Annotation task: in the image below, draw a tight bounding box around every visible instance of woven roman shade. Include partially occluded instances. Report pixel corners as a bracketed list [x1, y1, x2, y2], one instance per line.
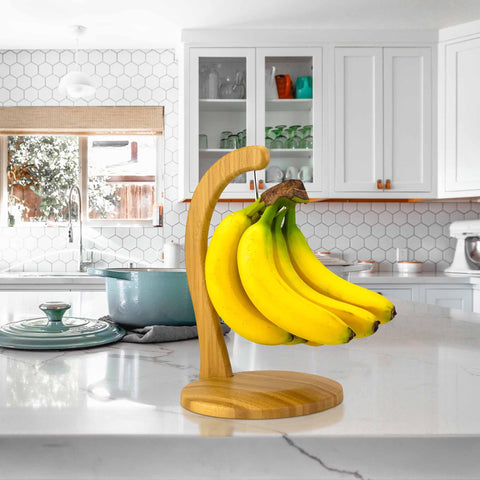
[0, 106, 163, 135]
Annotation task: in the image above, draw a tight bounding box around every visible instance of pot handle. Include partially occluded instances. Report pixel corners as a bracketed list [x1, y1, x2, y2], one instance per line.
[87, 268, 131, 281]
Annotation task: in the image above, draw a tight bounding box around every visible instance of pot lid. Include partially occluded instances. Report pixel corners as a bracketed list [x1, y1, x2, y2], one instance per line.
[0, 302, 125, 350]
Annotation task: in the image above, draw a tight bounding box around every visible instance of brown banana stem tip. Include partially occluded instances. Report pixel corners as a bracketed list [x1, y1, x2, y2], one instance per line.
[391, 306, 397, 320]
[348, 328, 356, 342]
[260, 180, 309, 206]
[373, 321, 380, 333]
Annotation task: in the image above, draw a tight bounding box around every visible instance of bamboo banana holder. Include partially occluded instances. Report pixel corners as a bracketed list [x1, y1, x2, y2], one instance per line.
[181, 146, 343, 419]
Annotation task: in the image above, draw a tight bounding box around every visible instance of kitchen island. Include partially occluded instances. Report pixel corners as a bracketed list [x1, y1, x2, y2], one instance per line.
[0, 291, 479, 480]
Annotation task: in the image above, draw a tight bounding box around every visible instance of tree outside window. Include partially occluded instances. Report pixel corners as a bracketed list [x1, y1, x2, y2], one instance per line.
[6, 135, 155, 225]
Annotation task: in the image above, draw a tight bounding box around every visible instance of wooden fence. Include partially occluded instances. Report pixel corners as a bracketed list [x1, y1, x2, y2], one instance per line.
[9, 184, 155, 221]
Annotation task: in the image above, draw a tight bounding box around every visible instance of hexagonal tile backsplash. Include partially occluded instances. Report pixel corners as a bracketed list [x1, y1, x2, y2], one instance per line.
[1, 48, 480, 272]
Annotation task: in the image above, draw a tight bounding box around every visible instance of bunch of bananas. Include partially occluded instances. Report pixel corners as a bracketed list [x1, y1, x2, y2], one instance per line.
[205, 192, 396, 346]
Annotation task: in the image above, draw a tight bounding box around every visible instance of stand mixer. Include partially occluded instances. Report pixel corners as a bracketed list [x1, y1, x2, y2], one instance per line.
[445, 219, 480, 274]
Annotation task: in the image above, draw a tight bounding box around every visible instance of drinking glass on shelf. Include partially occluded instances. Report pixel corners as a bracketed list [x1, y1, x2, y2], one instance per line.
[265, 126, 274, 148]
[220, 130, 233, 148]
[207, 64, 221, 99]
[300, 125, 313, 149]
[237, 129, 247, 148]
[226, 134, 239, 150]
[286, 125, 302, 149]
[199, 134, 208, 149]
[271, 127, 287, 149]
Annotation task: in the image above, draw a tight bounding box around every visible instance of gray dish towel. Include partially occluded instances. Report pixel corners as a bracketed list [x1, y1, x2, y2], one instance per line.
[99, 316, 230, 343]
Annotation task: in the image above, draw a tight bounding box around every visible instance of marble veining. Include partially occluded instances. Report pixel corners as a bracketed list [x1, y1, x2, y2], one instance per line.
[0, 291, 480, 479]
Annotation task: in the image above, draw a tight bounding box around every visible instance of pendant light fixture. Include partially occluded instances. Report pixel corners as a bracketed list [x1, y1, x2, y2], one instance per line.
[59, 25, 96, 99]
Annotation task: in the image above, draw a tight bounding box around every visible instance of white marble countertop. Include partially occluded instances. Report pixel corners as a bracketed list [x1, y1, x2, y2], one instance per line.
[0, 291, 479, 479]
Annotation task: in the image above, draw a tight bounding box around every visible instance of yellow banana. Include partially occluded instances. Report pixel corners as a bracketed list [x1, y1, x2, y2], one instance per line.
[237, 202, 355, 345]
[272, 210, 379, 337]
[283, 201, 396, 324]
[205, 200, 294, 345]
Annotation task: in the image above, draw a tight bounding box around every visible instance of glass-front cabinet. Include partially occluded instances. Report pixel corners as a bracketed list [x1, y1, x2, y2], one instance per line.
[256, 48, 324, 198]
[180, 47, 324, 200]
[185, 48, 256, 199]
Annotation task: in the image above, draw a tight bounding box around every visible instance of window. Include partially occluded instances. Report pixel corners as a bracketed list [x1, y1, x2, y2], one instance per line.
[87, 136, 156, 221]
[0, 106, 164, 227]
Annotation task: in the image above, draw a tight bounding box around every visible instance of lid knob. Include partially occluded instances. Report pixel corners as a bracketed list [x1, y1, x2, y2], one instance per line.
[39, 302, 71, 322]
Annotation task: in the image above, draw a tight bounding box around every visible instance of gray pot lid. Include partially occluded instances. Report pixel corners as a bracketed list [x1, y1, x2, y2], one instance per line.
[0, 302, 125, 350]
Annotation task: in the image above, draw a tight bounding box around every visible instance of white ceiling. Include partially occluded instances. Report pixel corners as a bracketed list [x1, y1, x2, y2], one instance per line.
[2, 0, 480, 49]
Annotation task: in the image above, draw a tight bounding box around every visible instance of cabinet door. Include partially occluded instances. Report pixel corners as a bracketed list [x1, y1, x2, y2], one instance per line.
[354, 283, 414, 301]
[445, 37, 480, 194]
[334, 48, 383, 193]
[256, 48, 324, 197]
[424, 288, 473, 312]
[182, 48, 256, 200]
[383, 48, 432, 193]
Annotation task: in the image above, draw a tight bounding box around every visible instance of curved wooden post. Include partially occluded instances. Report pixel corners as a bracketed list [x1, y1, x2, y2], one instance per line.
[185, 146, 270, 379]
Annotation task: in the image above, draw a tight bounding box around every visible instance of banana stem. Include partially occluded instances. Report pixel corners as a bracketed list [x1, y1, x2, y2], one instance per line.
[243, 199, 265, 218]
[273, 209, 287, 232]
[258, 201, 283, 227]
[283, 201, 298, 233]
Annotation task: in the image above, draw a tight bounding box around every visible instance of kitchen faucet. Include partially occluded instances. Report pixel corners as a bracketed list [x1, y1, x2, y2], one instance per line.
[67, 185, 93, 272]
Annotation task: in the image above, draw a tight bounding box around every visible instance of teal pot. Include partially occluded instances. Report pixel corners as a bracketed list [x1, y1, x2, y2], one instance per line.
[88, 268, 196, 327]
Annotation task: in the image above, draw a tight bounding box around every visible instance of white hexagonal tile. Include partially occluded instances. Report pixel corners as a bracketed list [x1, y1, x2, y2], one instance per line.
[407, 236, 421, 250]
[357, 224, 371, 238]
[122, 235, 136, 250]
[296, 210, 307, 226]
[379, 236, 392, 250]
[386, 224, 400, 237]
[321, 237, 335, 251]
[414, 224, 428, 239]
[314, 224, 329, 238]
[329, 224, 342, 239]
[372, 224, 386, 238]
[364, 211, 378, 226]
[365, 236, 378, 250]
[350, 236, 364, 250]
[335, 236, 349, 251]
[350, 211, 364, 226]
[322, 211, 335, 226]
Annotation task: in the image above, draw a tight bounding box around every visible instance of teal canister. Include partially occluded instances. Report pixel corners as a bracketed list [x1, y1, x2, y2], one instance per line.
[295, 76, 312, 99]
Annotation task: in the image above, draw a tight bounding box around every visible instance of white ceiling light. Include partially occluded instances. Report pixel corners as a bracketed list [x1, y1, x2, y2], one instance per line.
[59, 25, 96, 99]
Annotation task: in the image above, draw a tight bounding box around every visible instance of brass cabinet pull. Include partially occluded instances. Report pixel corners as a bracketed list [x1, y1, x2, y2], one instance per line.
[385, 179, 392, 190]
[258, 180, 265, 190]
[376, 179, 384, 190]
[249, 180, 254, 190]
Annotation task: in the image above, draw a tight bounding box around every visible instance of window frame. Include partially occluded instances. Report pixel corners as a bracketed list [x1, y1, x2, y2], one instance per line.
[0, 106, 164, 227]
[0, 134, 164, 227]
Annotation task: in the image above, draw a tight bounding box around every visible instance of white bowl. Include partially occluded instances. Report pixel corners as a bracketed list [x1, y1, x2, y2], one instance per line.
[395, 261, 423, 274]
[356, 260, 377, 273]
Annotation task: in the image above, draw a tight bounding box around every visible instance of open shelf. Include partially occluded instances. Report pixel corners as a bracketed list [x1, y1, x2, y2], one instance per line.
[269, 148, 313, 157]
[266, 99, 312, 111]
[199, 99, 246, 112]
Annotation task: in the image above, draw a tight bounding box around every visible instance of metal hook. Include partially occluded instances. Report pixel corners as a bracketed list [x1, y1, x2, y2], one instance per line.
[253, 170, 259, 200]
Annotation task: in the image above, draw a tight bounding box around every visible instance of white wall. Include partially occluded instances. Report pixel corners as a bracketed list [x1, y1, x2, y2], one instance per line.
[0, 48, 479, 272]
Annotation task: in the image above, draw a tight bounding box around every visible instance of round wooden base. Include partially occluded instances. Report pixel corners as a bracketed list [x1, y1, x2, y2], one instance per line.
[181, 370, 343, 419]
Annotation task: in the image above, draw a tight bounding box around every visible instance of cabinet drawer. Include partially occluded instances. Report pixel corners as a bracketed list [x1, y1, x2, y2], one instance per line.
[424, 288, 473, 312]
[356, 283, 414, 301]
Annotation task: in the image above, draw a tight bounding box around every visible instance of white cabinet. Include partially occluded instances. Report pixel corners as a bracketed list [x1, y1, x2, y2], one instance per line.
[354, 280, 476, 312]
[180, 46, 323, 200]
[444, 37, 480, 196]
[256, 48, 325, 197]
[333, 47, 432, 197]
[180, 48, 256, 200]
[358, 284, 414, 302]
[334, 48, 383, 194]
[424, 287, 473, 311]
